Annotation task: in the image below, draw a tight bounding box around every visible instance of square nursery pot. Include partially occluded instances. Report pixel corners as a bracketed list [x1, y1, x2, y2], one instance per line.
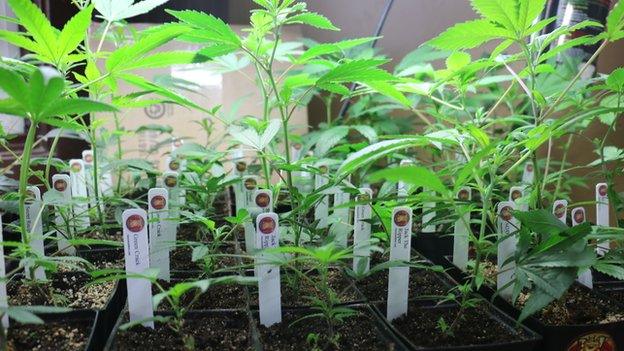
[412, 231, 454, 264]
[104, 308, 255, 350]
[253, 304, 407, 350]
[373, 301, 542, 351]
[7, 310, 102, 351]
[247, 267, 365, 309]
[440, 255, 624, 351]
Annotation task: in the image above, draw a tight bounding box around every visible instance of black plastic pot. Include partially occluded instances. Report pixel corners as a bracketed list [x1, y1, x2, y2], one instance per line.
[412, 231, 453, 264]
[373, 301, 542, 351]
[441, 255, 624, 351]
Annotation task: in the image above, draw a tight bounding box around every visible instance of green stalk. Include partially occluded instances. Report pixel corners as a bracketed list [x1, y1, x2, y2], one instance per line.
[44, 129, 63, 190]
[18, 122, 39, 241]
[113, 112, 123, 194]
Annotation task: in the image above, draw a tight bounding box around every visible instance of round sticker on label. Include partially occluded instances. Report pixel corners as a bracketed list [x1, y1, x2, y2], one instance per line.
[71, 162, 82, 173]
[393, 210, 410, 227]
[573, 210, 585, 224]
[126, 214, 145, 233]
[255, 193, 270, 208]
[554, 203, 566, 219]
[169, 160, 180, 171]
[54, 179, 68, 192]
[84, 153, 93, 164]
[319, 165, 328, 174]
[598, 184, 608, 197]
[511, 190, 522, 201]
[164, 175, 177, 188]
[357, 193, 371, 202]
[293, 143, 302, 150]
[525, 163, 533, 172]
[259, 217, 276, 234]
[244, 177, 257, 190]
[173, 139, 182, 148]
[151, 195, 167, 210]
[458, 189, 470, 201]
[500, 206, 513, 221]
[236, 161, 247, 172]
[566, 331, 615, 351]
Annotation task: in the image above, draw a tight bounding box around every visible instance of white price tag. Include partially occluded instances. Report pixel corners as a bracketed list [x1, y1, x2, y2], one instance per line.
[397, 160, 413, 198]
[82, 150, 99, 211]
[256, 213, 282, 327]
[25, 186, 46, 280]
[421, 190, 436, 233]
[571, 207, 593, 289]
[232, 148, 246, 213]
[509, 186, 528, 212]
[245, 190, 273, 253]
[69, 159, 90, 230]
[552, 200, 568, 224]
[353, 188, 373, 273]
[331, 190, 351, 248]
[452, 187, 471, 271]
[314, 166, 329, 229]
[162, 172, 180, 234]
[497, 202, 519, 301]
[52, 175, 75, 255]
[596, 183, 610, 255]
[387, 207, 412, 321]
[242, 176, 259, 210]
[122, 209, 154, 328]
[522, 162, 534, 184]
[148, 188, 171, 281]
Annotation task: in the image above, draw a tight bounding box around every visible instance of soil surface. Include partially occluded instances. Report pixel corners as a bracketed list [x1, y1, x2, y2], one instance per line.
[257, 309, 397, 351]
[520, 285, 624, 325]
[153, 279, 248, 310]
[8, 271, 114, 310]
[114, 311, 252, 350]
[356, 269, 450, 302]
[392, 304, 523, 348]
[81, 227, 123, 242]
[249, 269, 361, 307]
[7, 320, 91, 351]
[78, 248, 124, 269]
[170, 244, 240, 273]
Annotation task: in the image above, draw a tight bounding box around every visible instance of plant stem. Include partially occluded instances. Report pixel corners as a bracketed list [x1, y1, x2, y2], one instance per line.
[553, 134, 574, 200]
[18, 121, 39, 241]
[96, 21, 112, 54]
[44, 129, 63, 190]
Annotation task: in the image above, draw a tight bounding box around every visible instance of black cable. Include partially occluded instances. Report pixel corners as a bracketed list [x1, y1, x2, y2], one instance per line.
[336, 0, 396, 120]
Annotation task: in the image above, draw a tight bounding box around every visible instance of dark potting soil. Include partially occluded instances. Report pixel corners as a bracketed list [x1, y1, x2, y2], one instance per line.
[356, 269, 449, 302]
[7, 271, 114, 310]
[392, 304, 522, 348]
[257, 309, 397, 351]
[81, 227, 122, 242]
[7, 320, 91, 351]
[250, 270, 360, 306]
[526, 285, 624, 325]
[152, 279, 247, 309]
[78, 248, 124, 269]
[114, 311, 252, 350]
[170, 245, 240, 272]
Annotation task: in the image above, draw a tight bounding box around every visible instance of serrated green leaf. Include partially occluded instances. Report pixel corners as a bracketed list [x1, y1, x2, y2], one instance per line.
[471, 0, 518, 31]
[317, 59, 394, 86]
[167, 9, 241, 47]
[428, 19, 511, 50]
[607, 0, 624, 40]
[316, 126, 349, 156]
[446, 51, 471, 71]
[94, 0, 170, 22]
[286, 12, 339, 31]
[297, 37, 378, 63]
[369, 165, 448, 195]
[57, 5, 93, 59]
[7, 0, 57, 61]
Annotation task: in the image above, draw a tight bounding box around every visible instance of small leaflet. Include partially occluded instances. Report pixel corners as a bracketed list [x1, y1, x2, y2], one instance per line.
[148, 188, 171, 282]
[256, 213, 282, 327]
[522, 162, 534, 184]
[162, 172, 180, 234]
[25, 186, 46, 280]
[331, 190, 351, 248]
[497, 201, 519, 301]
[314, 165, 330, 229]
[122, 209, 154, 328]
[387, 207, 412, 321]
[0, 215, 8, 328]
[52, 174, 75, 255]
[596, 183, 610, 255]
[421, 190, 436, 233]
[69, 159, 90, 230]
[353, 188, 373, 274]
[397, 160, 413, 198]
[552, 200, 568, 224]
[509, 186, 528, 212]
[572, 207, 593, 289]
[453, 187, 471, 271]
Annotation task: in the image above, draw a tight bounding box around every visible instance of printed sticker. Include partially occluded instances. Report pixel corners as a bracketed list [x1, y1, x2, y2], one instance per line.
[353, 188, 373, 273]
[497, 201, 519, 301]
[255, 213, 282, 327]
[387, 207, 412, 321]
[148, 188, 172, 281]
[52, 174, 75, 255]
[453, 187, 471, 271]
[69, 159, 90, 230]
[596, 183, 610, 255]
[25, 186, 46, 280]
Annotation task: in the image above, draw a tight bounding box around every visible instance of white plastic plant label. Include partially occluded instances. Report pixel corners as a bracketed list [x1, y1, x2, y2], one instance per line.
[314, 165, 329, 229]
[25, 186, 46, 280]
[82, 150, 98, 210]
[245, 190, 273, 253]
[331, 190, 351, 248]
[353, 188, 373, 274]
[571, 207, 593, 289]
[509, 186, 528, 212]
[453, 187, 471, 271]
[421, 190, 436, 233]
[596, 183, 610, 255]
[148, 188, 171, 282]
[232, 148, 246, 213]
[162, 172, 180, 232]
[397, 160, 413, 198]
[552, 200, 568, 224]
[255, 212, 282, 327]
[122, 209, 154, 328]
[387, 207, 412, 321]
[52, 175, 75, 255]
[69, 159, 90, 230]
[522, 162, 534, 184]
[243, 176, 259, 209]
[291, 143, 303, 161]
[497, 201, 519, 301]
[0, 215, 8, 328]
